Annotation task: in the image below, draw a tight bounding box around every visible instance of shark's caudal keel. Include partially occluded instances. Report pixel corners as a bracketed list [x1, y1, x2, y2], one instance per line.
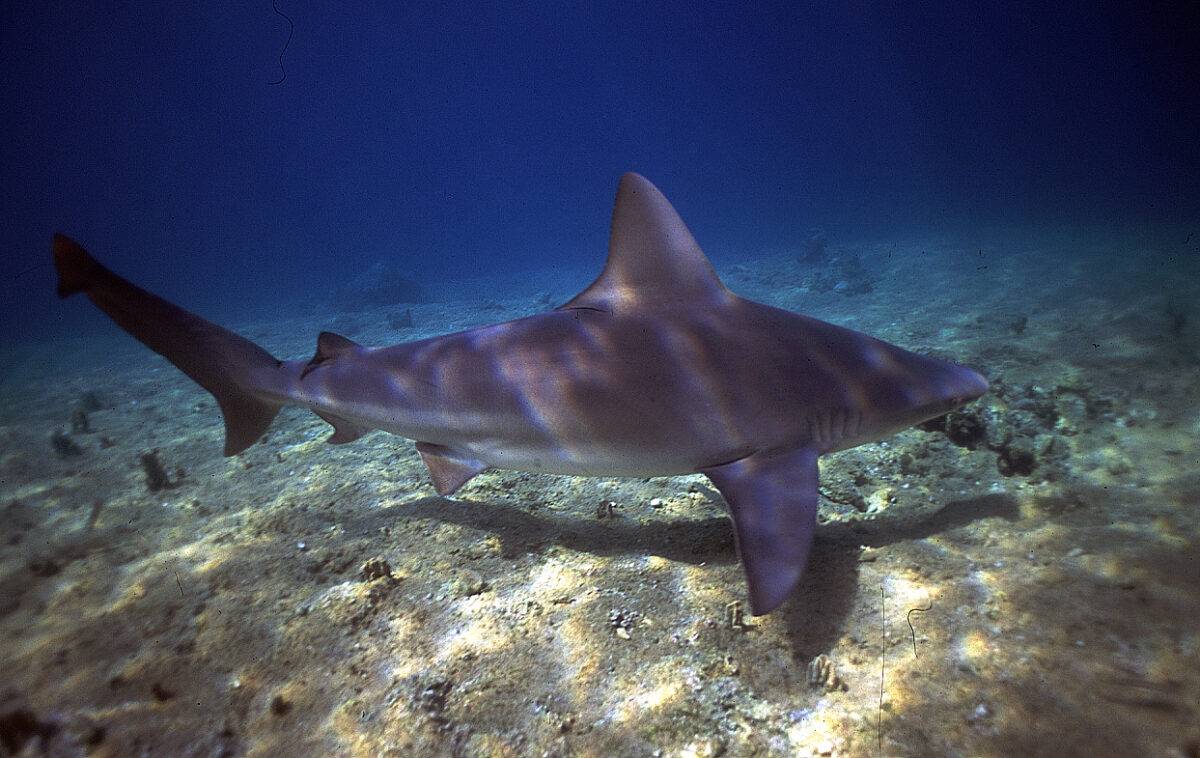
[52, 173, 987, 615]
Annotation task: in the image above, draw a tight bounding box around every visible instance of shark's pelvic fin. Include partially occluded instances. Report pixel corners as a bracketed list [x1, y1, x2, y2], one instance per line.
[302, 331, 362, 378]
[315, 411, 368, 444]
[416, 442, 489, 496]
[51, 234, 284, 456]
[702, 447, 820, 615]
[562, 172, 732, 313]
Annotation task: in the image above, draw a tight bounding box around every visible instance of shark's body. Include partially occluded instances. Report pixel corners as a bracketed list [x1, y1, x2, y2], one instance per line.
[52, 173, 987, 614]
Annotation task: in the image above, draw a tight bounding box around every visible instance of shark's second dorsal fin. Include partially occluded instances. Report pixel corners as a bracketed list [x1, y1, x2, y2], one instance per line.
[562, 173, 732, 312]
[302, 332, 361, 378]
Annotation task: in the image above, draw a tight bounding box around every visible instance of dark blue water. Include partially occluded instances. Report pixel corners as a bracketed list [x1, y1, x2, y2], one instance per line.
[2, 2, 1196, 341]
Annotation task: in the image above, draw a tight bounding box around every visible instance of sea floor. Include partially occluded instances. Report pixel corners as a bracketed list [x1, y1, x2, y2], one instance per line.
[1, 234, 1198, 757]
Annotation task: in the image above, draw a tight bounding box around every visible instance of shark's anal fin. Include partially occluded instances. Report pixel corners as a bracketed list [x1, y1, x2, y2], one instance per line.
[702, 447, 820, 615]
[415, 442, 488, 496]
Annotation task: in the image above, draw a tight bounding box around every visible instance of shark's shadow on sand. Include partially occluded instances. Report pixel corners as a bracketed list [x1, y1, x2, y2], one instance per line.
[399, 492, 1020, 655]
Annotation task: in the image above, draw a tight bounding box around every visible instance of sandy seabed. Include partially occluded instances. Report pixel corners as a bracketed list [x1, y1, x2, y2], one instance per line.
[1, 234, 1197, 757]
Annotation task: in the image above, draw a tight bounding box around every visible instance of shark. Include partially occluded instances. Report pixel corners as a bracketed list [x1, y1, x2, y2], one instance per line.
[52, 172, 988, 615]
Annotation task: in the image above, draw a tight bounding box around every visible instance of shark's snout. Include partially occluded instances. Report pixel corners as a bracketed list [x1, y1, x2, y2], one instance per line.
[963, 367, 990, 401]
[933, 363, 988, 412]
[946, 365, 989, 407]
[896, 357, 990, 428]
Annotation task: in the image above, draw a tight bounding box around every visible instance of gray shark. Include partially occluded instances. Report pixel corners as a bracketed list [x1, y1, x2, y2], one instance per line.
[52, 172, 987, 614]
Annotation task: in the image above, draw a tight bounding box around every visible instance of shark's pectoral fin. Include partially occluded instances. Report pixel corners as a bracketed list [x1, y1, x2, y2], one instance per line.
[314, 411, 368, 444]
[702, 447, 820, 615]
[415, 442, 488, 496]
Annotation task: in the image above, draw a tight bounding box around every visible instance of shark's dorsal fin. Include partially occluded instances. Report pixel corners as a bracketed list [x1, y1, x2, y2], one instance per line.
[562, 173, 732, 312]
[302, 331, 361, 378]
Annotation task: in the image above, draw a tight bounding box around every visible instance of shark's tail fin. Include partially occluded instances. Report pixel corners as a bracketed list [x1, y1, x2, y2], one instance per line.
[52, 233, 285, 455]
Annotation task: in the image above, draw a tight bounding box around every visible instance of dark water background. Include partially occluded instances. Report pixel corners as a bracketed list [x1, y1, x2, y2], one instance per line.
[2, 2, 1196, 343]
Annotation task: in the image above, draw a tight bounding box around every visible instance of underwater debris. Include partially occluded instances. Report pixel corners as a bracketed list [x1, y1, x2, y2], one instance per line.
[3, 501, 33, 547]
[725, 600, 747, 630]
[1008, 385, 1061, 428]
[323, 569, 402, 629]
[389, 308, 414, 329]
[906, 601, 932, 657]
[0, 701, 103, 755]
[139, 450, 182, 492]
[921, 385, 1071, 479]
[940, 409, 989, 450]
[0, 707, 58, 755]
[332, 259, 429, 311]
[897, 445, 932, 477]
[595, 500, 618, 519]
[269, 694, 292, 717]
[267, 0, 293, 85]
[865, 486, 896, 514]
[820, 475, 869, 512]
[408, 676, 454, 727]
[359, 557, 394, 582]
[84, 500, 105, 532]
[945, 407, 984, 450]
[835, 254, 874, 295]
[806, 653, 846, 692]
[803, 253, 875, 296]
[27, 557, 60, 578]
[77, 391, 105, 413]
[996, 440, 1038, 477]
[448, 569, 487, 598]
[967, 701, 994, 727]
[1095, 667, 1188, 713]
[799, 232, 830, 264]
[50, 431, 82, 458]
[1165, 304, 1188, 338]
[607, 608, 641, 639]
[70, 408, 91, 434]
